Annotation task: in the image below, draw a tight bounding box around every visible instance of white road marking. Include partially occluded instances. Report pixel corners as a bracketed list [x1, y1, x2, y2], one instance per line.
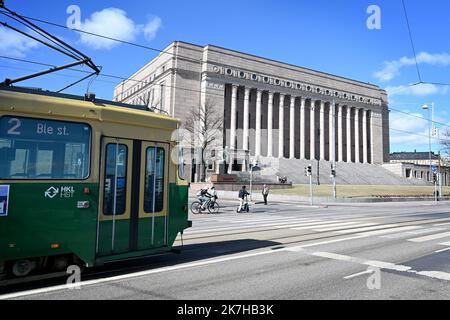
[359, 226, 421, 237]
[285, 235, 367, 251]
[275, 220, 341, 229]
[314, 223, 377, 232]
[408, 231, 450, 243]
[344, 270, 374, 279]
[187, 219, 323, 234]
[416, 271, 450, 281]
[311, 251, 412, 272]
[289, 221, 364, 231]
[402, 227, 444, 235]
[434, 222, 450, 227]
[435, 247, 450, 253]
[0, 249, 282, 300]
[337, 224, 399, 234]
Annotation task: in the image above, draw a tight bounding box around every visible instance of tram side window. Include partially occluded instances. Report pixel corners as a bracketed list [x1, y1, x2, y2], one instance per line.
[103, 144, 128, 215]
[144, 147, 165, 213]
[0, 116, 91, 179]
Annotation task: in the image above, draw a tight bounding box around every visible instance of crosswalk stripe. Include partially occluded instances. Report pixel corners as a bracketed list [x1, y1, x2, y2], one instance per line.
[314, 223, 377, 232]
[186, 219, 323, 234]
[359, 226, 421, 237]
[408, 231, 450, 243]
[290, 221, 365, 231]
[276, 220, 342, 229]
[438, 241, 450, 246]
[337, 224, 399, 234]
[386, 227, 444, 237]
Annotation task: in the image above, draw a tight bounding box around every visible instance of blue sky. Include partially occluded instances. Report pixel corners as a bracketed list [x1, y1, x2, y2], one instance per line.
[1, 0, 450, 154]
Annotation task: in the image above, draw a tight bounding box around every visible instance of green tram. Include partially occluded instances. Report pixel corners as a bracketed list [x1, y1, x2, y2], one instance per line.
[0, 86, 191, 278]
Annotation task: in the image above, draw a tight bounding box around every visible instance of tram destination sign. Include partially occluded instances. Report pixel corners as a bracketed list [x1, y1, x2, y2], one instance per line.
[0, 116, 90, 142]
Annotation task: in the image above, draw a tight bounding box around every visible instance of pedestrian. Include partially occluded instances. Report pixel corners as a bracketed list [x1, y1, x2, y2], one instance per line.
[237, 185, 250, 213]
[262, 184, 269, 205]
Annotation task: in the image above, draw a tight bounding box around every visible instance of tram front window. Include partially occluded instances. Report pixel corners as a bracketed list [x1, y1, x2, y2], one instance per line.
[0, 116, 91, 180]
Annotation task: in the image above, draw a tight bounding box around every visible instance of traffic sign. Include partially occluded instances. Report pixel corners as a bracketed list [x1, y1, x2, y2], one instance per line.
[431, 165, 438, 174]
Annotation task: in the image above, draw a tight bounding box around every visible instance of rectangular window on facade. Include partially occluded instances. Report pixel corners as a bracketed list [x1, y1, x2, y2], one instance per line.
[160, 83, 165, 111]
[0, 116, 91, 179]
[103, 143, 128, 215]
[144, 147, 165, 213]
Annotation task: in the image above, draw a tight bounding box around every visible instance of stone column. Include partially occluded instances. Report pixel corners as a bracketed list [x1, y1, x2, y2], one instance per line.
[300, 98, 306, 159]
[355, 108, 360, 163]
[243, 87, 250, 152]
[346, 106, 352, 163]
[338, 104, 343, 162]
[363, 109, 368, 163]
[230, 85, 238, 151]
[289, 96, 296, 159]
[228, 85, 238, 174]
[320, 100, 326, 161]
[267, 92, 274, 157]
[310, 99, 316, 160]
[278, 94, 285, 158]
[255, 90, 262, 158]
[242, 87, 250, 172]
[329, 103, 334, 162]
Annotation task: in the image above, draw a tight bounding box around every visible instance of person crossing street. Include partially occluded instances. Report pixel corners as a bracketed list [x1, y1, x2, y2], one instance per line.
[262, 184, 270, 205]
[237, 185, 250, 213]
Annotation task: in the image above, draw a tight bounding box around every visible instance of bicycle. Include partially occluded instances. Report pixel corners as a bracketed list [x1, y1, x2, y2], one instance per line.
[190, 198, 220, 214]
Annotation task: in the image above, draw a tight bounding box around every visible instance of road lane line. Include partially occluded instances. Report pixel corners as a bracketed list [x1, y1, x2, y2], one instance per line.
[310, 251, 412, 272]
[0, 249, 284, 300]
[435, 247, 450, 253]
[285, 235, 367, 251]
[344, 270, 374, 279]
[408, 231, 450, 243]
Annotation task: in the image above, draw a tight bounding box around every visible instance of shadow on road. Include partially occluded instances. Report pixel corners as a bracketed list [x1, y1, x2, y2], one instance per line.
[1, 239, 281, 295]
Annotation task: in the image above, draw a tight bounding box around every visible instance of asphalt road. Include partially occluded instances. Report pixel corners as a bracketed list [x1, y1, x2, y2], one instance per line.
[2, 199, 450, 300]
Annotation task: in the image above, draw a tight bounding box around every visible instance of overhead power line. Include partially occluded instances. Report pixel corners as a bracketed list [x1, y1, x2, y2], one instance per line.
[401, 0, 422, 83]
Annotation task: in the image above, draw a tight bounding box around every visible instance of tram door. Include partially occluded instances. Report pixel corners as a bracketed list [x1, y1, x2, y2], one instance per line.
[96, 138, 169, 257]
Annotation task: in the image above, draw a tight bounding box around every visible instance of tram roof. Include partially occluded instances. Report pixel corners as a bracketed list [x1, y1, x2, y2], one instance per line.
[0, 86, 179, 129]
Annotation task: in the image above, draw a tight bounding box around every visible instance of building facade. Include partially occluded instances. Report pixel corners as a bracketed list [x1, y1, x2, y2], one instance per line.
[114, 41, 390, 179]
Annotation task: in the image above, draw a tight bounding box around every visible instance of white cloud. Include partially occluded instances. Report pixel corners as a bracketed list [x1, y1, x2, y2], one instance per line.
[386, 83, 449, 97]
[0, 26, 38, 57]
[142, 17, 162, 41]
[389, 111, 430, 146]
[79, 8, 162, 50]
[374, 52, 450, 82]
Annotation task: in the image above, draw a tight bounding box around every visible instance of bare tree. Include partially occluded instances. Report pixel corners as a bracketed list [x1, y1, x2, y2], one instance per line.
[138, 91, 167, 115]
[440, 129, 450, 165]
[183, 99, 223, 182]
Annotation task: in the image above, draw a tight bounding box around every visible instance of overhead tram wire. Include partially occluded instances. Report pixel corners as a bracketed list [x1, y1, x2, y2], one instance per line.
[401, 0, 422, 83]
[3, 11, 449, 99]
[0, 9, 204, 66]
[1, 13, 449, 141]
[2, 57, 450, 143]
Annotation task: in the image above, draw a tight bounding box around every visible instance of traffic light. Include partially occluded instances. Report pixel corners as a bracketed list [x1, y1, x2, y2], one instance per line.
[433, 173, 437, 183]
[305, 165, 312, 176]
[331, 169, 336, 178]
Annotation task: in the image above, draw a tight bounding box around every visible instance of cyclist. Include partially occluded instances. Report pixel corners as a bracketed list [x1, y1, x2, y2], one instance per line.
[196, 186, 213, 210]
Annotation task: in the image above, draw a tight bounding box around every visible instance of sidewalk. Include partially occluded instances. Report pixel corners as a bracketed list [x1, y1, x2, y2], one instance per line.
[189, 189, 450, 205]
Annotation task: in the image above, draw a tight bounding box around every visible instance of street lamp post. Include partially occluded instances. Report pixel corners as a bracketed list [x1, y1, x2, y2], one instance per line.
[422, 103, 437, 202]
